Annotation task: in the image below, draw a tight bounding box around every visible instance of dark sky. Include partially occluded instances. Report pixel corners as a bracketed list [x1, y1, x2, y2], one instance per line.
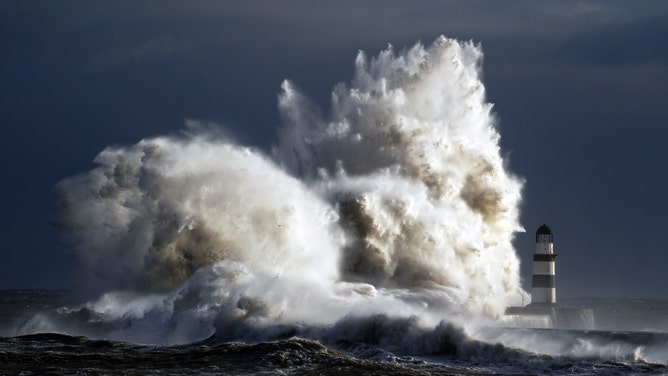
[2, 1, 667, 299]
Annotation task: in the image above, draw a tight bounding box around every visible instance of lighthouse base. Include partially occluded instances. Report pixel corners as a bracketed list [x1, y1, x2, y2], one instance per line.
[504, 305, 595, 330]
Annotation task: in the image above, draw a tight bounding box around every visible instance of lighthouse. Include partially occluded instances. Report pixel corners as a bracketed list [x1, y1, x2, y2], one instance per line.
[531, 224, 556, 305]
[505, 224, 594, 329]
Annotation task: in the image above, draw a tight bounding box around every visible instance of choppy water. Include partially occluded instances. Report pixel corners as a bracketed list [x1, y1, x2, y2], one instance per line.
[5, 36, 668, 375]
[1, 290, 666, 375]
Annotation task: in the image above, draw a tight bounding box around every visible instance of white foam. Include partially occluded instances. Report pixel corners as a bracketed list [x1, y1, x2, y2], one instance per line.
[49, 36, 526, 344]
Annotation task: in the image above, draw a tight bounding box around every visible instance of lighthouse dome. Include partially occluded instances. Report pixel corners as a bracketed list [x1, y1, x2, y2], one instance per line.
[536, 224, 552, 235]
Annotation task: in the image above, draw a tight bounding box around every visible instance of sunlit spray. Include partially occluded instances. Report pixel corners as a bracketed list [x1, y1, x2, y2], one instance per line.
[48, 36, 527, 344]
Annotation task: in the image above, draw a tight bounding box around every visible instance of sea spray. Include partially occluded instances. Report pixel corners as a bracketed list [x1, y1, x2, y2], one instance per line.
[277, 36, 525, 313]
[49, 36, 526, 344]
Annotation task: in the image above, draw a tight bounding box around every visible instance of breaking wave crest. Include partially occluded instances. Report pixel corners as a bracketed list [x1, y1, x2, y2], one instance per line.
[39, 36, 531, 349]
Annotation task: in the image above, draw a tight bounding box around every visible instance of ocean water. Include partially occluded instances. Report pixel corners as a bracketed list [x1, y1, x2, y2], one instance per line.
[1, 290, 666, 375]
[7, 37, 667, 375]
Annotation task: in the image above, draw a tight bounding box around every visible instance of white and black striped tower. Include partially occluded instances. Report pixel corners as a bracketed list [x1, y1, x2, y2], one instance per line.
[531, 224, 557, 305]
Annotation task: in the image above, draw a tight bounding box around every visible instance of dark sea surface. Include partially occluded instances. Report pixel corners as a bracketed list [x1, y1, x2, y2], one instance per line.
[1, 290, 667, 375]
